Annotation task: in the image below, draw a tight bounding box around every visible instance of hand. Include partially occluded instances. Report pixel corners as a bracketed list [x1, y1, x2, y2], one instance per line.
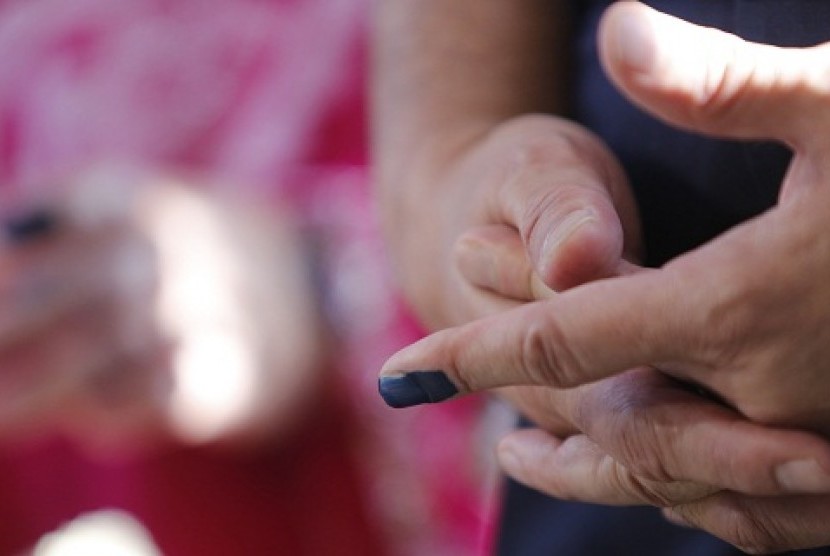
[0, 167, 323, 455]
[380, 2, 830, 551]
[379, 111, 642, 329]
[372, 0, 632, 329]
[462, 225, 830, 554]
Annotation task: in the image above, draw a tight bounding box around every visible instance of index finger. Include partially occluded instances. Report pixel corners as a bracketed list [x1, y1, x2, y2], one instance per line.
[379, 267, 697, 407]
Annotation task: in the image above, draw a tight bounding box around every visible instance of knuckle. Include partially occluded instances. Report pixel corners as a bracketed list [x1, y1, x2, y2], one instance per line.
[613, 412, 676, 483]
[577, 376, 678, 483]
[518, 183, 595, 240]
[508, 129, 578, 171]
[493, 119, 583, 193]
[719, 499, 787, 555]
[519, 312, 583, 388]
[488, 118, 615, 285]
[427, 328, 476, 394]
[518, 189, 560, 253]
[696, 289, 752, 366]
[489, 120, 580, 191]
[445, 359, 476, 398]
[695, 35, 756, 126]
[531, 467, 573, 502]
[718, 438, 781, 495]
[662, 259, 754, 368]
[612, 463, 677, 507]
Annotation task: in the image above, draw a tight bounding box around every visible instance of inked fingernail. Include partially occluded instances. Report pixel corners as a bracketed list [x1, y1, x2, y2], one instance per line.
[775, 459, 830, 493]
[378, 371, 458, 408]
[4, 209, 57, 243]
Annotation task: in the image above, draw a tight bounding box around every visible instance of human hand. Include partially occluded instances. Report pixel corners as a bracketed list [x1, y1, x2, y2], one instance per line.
[0, 175, 164, 449]
[454, 222, 830, 553]
[0, 167, 322, 455]
[379, 111, 642, 329]
[380, 2, 830, 551]
[457, 225, 830, 553]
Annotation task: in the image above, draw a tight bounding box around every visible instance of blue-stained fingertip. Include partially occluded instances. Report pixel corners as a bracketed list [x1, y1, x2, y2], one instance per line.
[378, 371, 459, 408]
[4, 209, 57, 243]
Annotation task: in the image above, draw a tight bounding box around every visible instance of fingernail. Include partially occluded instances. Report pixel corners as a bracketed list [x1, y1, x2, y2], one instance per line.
[775, 459, 830, 493]
[548, 210, 595, 250]
[663, 508, 692, 528]
[378, 371, 458, 408]
[4, 209, 58, 243]
[497, 437, 525, 477]
[538, 210, 594, 275]
[612, 9, 656, 73]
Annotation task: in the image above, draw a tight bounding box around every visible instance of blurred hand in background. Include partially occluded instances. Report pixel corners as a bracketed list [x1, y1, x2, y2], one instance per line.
[0, 166, 324, 457]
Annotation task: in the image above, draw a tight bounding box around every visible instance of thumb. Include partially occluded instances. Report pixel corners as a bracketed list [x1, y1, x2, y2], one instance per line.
[454, 225, 556, 302]
[472, 117, 641, 292]
[598, 2, 830, 145]
[454, 224, 641, 302]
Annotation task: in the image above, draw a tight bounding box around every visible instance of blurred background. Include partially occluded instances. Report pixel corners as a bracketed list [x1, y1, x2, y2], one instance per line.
[0, 0, 504, 554]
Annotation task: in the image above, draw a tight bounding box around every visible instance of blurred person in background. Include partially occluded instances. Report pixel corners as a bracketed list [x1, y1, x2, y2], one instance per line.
[0, 0, 494, 554]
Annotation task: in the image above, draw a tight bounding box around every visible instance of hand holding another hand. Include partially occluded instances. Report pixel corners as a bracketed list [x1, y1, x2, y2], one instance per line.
[381, 2, 830, 551]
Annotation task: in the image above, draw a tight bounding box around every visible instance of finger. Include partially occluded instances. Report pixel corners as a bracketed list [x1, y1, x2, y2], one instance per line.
[456, 224, 646, 303]
[480, 117, 641, 291]
[500, 369, 830, 497]
[562, 369, 830, 496]
[379, 267, 690, 407]
[598, 2, 830, 145]
[454, 225, 555, 302]
[497, 429, 716, 507]
[496, 386, 577, 437]
[668, 493, 830, 554]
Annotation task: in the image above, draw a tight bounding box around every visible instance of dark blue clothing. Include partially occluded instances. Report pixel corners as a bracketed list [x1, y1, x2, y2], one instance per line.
[497, 1, 830, 554]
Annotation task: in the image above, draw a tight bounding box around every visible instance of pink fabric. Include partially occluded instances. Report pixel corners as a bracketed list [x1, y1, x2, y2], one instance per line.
[0, 0, 363, 190]
[0, 387, 386, 556]
[0, 0, 494, 554]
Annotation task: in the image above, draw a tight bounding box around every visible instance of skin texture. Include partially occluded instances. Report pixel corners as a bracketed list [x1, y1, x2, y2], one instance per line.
[372, 0, 633, 328]
[376, 1, 830, 553]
